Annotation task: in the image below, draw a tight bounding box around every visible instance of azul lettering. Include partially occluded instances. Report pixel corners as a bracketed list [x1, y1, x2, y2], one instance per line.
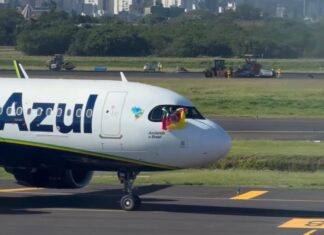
[30, 103, 54, 132]
[56, 103, 82, 134]
[0, 93, 98, 134]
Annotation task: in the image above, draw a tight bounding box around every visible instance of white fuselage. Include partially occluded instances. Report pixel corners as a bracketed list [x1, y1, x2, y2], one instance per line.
[0, 78, 231, 171]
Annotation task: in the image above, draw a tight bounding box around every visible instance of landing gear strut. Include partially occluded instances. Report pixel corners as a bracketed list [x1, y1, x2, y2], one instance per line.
[118, 171, 141, 211]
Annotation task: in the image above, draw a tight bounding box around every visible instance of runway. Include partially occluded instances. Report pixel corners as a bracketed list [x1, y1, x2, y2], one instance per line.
[0, 180, 323, 235]
[215, 117, 324, 140]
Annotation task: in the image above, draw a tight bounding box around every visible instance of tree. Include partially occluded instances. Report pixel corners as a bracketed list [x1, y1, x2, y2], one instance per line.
[17, 25, 76, 55]
[0, 9, 24, 45]
[68, 25, 150, 56]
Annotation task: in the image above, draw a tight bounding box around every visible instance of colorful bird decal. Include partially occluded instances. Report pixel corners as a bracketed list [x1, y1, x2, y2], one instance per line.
[131, 107, 144, 119]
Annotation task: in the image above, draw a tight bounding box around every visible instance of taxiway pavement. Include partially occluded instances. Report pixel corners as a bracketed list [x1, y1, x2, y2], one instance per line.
[215, 117, 324, 140]
[0, 180, 323, 235]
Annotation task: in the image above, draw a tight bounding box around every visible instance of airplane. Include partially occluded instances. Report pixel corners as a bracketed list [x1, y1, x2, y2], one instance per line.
[0, 68, 231, 211]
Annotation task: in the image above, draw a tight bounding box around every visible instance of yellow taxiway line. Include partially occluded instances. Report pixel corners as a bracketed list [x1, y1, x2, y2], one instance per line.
[230, 190, 268, 200]
[304, 230, 318, 235]
[0, 187, 43, 193]
[279, 219, 324, 229]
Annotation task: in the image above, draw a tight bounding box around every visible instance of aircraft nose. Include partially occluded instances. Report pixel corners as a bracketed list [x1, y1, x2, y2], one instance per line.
[202, 123, 232, 164]
[214, 126, 232, 159]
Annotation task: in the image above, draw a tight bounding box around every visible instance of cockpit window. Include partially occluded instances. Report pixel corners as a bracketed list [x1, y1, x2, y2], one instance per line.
[149, 105, 205, 122]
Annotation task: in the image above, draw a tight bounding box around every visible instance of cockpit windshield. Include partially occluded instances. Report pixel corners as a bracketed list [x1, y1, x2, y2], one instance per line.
[149, 105, 205, 122]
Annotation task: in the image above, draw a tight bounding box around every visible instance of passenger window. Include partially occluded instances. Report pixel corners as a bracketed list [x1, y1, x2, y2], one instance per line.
[7, 107, 12, 115]
[37, 108, 42, 116]
[46, 108, 52, 116]
[16, 107, 23, 116]
[27, 108, 32, 115]
[57, 108, 62, 117]
[76, 108, 82, 118]
[67, 109, 71, 116]
[86, 109, 93, 118]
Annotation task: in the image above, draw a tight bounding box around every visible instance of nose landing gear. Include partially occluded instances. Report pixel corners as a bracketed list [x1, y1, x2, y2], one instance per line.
[118, 171, 141, 211]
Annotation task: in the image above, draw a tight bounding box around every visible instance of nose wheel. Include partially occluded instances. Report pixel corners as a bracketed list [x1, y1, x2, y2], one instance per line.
[120, 194, 141, 211]
[118, 171, 141, 211]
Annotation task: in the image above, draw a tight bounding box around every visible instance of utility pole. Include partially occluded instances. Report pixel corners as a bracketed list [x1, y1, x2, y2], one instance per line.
[303, 0, 306, 18]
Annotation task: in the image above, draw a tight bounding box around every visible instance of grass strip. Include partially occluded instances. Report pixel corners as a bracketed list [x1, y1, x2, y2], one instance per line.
[3, 47, 324, 72]
[214, 140, 324, 171]
[93, 169, 324, 189]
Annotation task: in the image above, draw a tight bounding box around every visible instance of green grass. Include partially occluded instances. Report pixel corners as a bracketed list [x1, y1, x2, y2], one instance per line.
[133, 78, 324, 118]
[216, 140, 324, 171]
[3, 47, 324, 72]
[92, 170, 324, 189]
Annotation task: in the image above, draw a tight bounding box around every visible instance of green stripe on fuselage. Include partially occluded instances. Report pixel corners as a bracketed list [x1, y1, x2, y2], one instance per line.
[0, 138, 177, 170]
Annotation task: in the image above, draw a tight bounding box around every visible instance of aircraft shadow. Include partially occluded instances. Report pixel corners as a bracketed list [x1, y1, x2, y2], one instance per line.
[0, 185, 172, 215]
[0, 184, 323, 218]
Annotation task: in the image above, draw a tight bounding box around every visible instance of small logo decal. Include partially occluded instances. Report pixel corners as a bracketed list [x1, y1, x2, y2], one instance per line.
[131, 107, 144, 119]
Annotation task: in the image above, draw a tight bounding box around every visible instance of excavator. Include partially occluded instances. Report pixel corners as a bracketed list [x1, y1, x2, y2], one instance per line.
[204, 55, 275, 78]
[47, 54, 75, 71]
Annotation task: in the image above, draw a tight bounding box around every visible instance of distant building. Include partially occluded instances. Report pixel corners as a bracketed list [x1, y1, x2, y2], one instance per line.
[82, 0, 114, 16]
[276, 5, 285, 18]
[129, 0, 145, 16]
[161, 0, 190, 8]
[15, 0, 324, 22]
[161, 0, 174, 8]
[113, 0, 144, 16]
[159, 0, 195, 11]
[145, 3, 184, 17]
[62, 0, 84, 15]
[21, 3, 50, 19]
[177, 0, 194, 11]
[114, 0, 132, 14]
[304, 0, 324, 21]
[226, 1, 236, 11]
[0, 0, 16, 8]
[104, 0, 115, 15]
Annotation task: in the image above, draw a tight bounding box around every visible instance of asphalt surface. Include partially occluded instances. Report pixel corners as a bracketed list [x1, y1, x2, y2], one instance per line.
[0, 180, 324, 235]
[2, 69, 324, 79]
[215, 117, 324, 140]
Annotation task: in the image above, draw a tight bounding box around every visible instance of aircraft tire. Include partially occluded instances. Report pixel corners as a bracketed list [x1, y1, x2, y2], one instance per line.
[120, 194, 141, 211]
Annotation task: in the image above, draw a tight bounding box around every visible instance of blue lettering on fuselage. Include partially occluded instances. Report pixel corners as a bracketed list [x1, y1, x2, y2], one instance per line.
[56, 103, 82, 133]
[30, 103, 54, 132]
[0, 93, 27, 131]
[0, 93, 98, 134]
